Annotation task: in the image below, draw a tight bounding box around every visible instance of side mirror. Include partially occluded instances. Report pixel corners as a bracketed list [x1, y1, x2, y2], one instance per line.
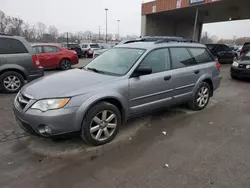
[132, 67, 152, 77]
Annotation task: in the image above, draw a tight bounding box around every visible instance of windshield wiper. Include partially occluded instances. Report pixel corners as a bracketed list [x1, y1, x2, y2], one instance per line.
[87, 68, 104, 74]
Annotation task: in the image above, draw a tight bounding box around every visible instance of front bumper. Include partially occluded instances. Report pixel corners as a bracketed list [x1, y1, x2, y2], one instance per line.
[13, 103, 81, 137]
[231, 67, 250, 78]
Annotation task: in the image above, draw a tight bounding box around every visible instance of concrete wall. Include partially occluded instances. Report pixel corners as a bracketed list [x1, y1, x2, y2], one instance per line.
[141, 15, 202, 41]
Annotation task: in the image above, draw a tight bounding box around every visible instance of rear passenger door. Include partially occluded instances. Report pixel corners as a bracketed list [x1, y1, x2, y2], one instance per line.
[41, 46, 61, 67]
[168, 47, 202, 103]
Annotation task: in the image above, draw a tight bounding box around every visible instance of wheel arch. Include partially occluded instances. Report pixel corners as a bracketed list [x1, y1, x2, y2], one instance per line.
[0, 68, 27, 80]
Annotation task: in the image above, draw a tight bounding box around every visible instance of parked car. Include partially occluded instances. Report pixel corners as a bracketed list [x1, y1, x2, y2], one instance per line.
[93, 44, 112, 58]
[236, 45, 243, 58]
[14, 40, 221, 145]
[0, 34, 44, 93]
[231, 51, 250, 79]
[206, 44, 237, 63]
[80, 43, 100, 58]
[60, 43, 83, 57]
[240, 42, 250, 56]
[32, 44, 79, 70]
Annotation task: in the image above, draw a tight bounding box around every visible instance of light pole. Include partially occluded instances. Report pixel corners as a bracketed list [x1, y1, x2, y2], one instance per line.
[105, 8, 108, 43]
[117, 20, 120, 41]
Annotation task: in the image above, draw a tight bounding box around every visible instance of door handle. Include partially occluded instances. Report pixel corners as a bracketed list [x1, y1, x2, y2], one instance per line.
[194, 70, 200, 74]
[164, 75, 171, 81]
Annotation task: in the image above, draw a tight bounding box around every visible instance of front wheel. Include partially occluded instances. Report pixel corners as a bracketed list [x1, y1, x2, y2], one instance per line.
[188, 82, 211, 110]
[81, 102, 121, 146]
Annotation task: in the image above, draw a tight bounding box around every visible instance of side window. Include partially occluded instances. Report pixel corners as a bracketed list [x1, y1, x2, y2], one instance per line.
[0, 38, 28, 54]
[33, 46, 43, 54]
[43, 46, 60, 53]
[189, 48, 213, 64]
[170, 48, 196, 69]
[139, 48, 170, 74]
[216, 45, 230, 52]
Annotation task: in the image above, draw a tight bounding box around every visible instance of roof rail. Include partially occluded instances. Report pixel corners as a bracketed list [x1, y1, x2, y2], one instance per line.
[0, 32, 13, 36]
[154, 38, 198, 44]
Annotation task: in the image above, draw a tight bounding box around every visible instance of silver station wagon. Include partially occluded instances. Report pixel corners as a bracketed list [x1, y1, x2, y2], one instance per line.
[14, 40, 221, 146]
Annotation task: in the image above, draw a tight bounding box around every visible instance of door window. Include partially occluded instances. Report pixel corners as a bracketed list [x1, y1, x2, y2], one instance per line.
[170, 48, 196, 69]
[189, 48, 213, 64]
[33, 46, 43, 54]
[139, 48, 170, 73]
[0, 38, 28, 54]
[43, 46, 60, 53]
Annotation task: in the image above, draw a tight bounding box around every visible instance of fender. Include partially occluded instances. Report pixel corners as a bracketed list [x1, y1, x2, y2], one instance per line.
[193, 73, 213, 97]
[74, 92, 128, 128]
[0, 64, 28, 80]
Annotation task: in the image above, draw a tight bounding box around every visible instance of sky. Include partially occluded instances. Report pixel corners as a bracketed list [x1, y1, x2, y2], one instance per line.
[1, 0, 250, 39]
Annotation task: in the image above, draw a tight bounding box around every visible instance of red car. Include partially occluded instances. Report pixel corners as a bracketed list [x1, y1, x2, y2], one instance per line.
[32, 44, 79, 70]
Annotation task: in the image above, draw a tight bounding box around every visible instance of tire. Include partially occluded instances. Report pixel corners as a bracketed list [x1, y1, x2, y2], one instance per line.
[84, 52, 89, 58]
[0, 71, 25, 93]
[188, 82, 211, 111]
[60, 59, 72, 70]
[81, 102, 121, 146]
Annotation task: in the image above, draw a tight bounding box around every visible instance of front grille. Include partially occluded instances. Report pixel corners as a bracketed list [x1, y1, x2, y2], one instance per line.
[15, 92, 31, 110]
[239, 64, 250, 69]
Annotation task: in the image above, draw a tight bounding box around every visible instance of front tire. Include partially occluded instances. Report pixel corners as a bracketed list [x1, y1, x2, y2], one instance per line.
[81, 102, 121, 146]
[188, 82, 211, 111]
[0, 71, 25, 93]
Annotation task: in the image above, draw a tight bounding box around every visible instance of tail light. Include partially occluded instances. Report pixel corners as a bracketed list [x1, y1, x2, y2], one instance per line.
[216, 60, 221, 70]
[32, 55, 40, 68]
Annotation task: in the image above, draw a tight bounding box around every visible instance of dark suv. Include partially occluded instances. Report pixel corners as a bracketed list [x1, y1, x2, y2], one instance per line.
[206, 44, 236, 64]
[0, 35, 44, 93]
[240, 42, 250, 56]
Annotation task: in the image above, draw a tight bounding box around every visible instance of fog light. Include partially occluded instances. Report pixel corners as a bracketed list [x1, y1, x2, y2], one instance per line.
[38, 125, 52, 136]
[44, 126, 51, 134]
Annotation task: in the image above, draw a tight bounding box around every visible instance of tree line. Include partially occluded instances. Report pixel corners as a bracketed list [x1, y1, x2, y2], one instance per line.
[200, 32, 250, 45]
[0, 10, 138, 43]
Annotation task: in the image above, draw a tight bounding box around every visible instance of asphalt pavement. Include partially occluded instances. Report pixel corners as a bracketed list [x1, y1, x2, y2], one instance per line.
[1, 64, 250, 188]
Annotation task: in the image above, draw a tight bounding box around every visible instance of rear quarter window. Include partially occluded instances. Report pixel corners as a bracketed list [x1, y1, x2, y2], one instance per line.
[189, 48, 213, 64]
[0, 38, 28, 54]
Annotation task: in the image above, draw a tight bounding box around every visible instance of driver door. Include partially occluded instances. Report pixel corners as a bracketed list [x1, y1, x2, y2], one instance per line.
[128, 48, 175, 115]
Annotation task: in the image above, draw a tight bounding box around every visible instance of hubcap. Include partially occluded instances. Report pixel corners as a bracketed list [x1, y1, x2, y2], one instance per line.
[3, 76, 21, 91]
[90, 110, 117, 141]
[197, 86, 209, 108]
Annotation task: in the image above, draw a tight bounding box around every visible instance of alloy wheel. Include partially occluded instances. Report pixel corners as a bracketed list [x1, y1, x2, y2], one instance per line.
[197, 86, 209, 108]
[90, 110, 117, 141]
[61, 60, 71, 70]
[3, 75, 21, 91]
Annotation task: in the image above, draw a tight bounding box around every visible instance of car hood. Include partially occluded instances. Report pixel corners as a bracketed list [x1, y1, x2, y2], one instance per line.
[22, 69, 118, 99]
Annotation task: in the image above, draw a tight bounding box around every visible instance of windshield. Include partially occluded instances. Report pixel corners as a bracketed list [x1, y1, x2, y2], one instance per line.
[85, 48, 145, 75]
[90, 44, 100, 48]
[240, 52, 250, 61]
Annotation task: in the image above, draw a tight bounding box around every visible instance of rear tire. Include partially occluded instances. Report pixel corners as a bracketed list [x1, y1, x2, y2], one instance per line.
[188, 82, 211, 111]
[0, 71, 25, 93]
[60, 59, 72, 70]
[81, 102, 121, 146]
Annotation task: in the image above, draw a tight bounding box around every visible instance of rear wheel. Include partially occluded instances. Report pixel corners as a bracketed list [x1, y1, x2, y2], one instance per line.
[60, 59, 72, 70]
[84, 52, 89, 58]
[81, 102, 121, 146]
[0, 71, 25, 93]
[188, 82, 211, 111]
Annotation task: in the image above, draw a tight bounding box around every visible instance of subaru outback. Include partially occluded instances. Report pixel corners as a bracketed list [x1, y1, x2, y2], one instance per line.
[13, 40, 221, 146]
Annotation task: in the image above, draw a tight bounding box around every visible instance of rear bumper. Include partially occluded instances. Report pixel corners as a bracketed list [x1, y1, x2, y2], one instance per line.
[27, 67, 44, 82]
[231, 67, 250, 78]
[213, 75, 222, 91]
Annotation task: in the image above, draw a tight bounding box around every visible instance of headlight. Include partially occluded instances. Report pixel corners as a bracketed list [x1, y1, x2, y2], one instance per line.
[232, 61, 239, 67]
[31, 98, 70, 112]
